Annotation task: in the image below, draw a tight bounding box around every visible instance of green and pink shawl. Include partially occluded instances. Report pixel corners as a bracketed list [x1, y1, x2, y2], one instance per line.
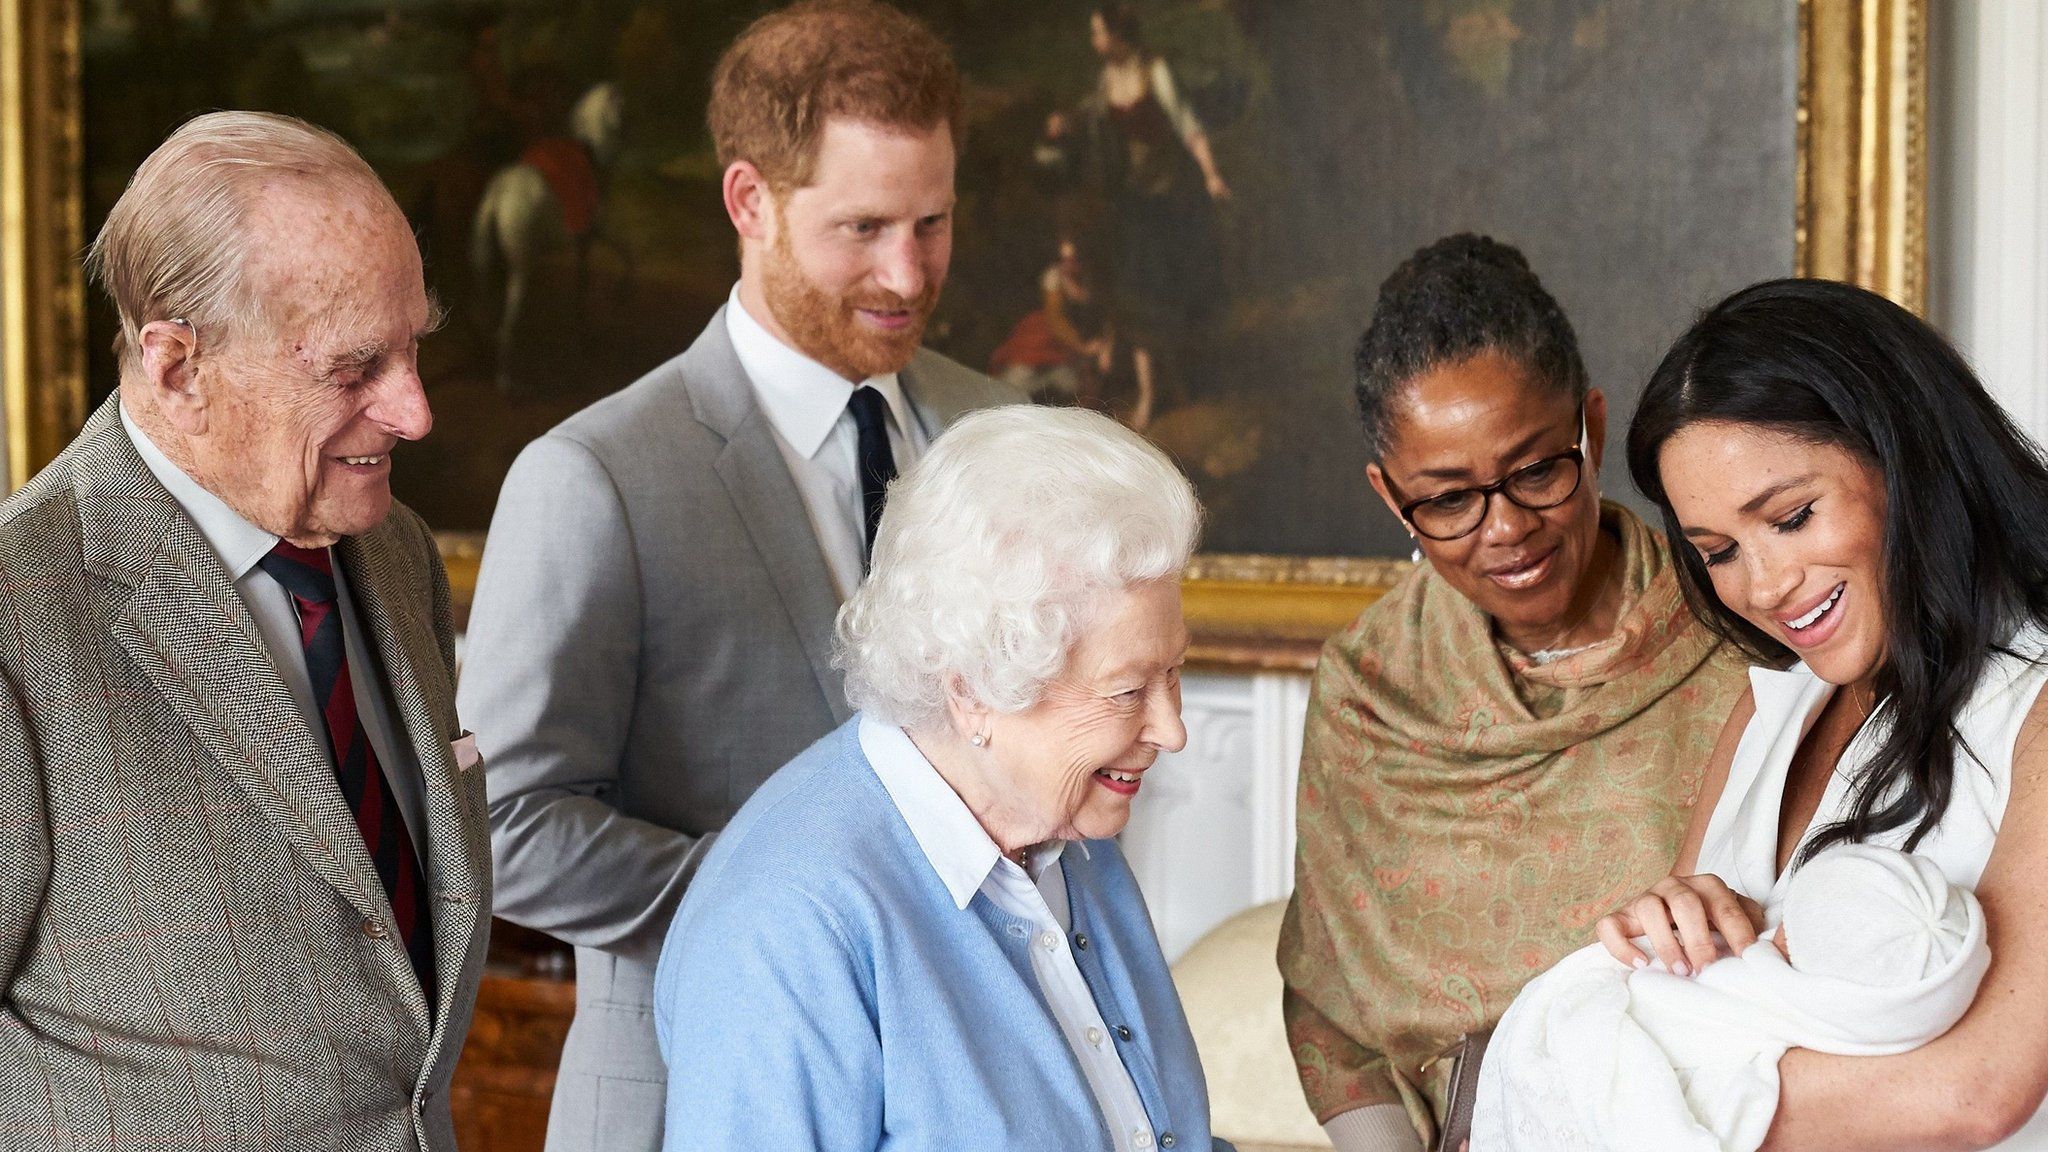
[1278, 504, 1748, 1143]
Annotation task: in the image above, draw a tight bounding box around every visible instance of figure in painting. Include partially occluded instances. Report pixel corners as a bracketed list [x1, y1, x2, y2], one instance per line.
[988, 234, 1117, 411]
[471, 78, 626, 392]
[1041, 3, 1232, 428]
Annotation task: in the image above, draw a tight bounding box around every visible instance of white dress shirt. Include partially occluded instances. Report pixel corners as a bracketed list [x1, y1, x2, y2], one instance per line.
[861, 716, 1159, 1152]
[119, 404, 430, 860]
[725, 287, 928, 600]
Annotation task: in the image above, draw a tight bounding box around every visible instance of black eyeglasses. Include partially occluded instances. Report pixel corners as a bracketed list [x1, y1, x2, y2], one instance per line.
[1390, 413, 1587, 541]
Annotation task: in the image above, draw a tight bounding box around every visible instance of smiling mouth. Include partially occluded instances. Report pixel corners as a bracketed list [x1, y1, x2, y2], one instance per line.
[1785, 582, 1845, 632]
[1485, 547, 1556, 590]
[857, 309, 916, 330]
[338, 455, 385, 466]
[1094, 767, 1144, 795]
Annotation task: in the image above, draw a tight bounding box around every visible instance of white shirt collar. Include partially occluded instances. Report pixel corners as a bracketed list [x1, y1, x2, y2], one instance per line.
[724, 285, 915, 458]
[119, 401, 279, 581]
[860, 713, 1069, 911]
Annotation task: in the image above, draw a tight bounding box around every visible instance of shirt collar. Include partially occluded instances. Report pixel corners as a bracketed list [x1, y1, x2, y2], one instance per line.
[119, 401, 280, 581]
[724, 285, 913, 459]
[860, 713, 1068, 910]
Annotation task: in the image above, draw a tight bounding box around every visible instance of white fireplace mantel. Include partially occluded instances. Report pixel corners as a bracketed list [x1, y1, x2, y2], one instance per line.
[1121, 670, 1312, 962]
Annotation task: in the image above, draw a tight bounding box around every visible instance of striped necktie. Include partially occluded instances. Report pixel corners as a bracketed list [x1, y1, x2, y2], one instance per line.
[258, 541, 435, 1005]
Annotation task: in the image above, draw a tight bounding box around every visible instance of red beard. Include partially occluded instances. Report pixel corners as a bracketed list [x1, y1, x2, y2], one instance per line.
[762, 225, 937, 379]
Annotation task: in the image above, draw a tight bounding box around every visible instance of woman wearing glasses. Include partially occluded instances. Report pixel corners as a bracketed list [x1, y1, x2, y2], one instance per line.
[1277, 234, 1748, 1151]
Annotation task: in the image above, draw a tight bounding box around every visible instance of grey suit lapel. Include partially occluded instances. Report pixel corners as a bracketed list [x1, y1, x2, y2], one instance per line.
[682, 310, 852, 723]
[78, 422, 399, 936]
[337, 527, 487, 1042]
[900, 351, 981, 440]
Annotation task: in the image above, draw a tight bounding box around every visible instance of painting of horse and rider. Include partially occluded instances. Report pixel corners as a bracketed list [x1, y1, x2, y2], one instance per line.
[79, 0, 1795, 558]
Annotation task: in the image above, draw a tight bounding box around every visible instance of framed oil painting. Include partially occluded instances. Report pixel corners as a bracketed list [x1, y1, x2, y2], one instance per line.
[4, 0, 1923, 666]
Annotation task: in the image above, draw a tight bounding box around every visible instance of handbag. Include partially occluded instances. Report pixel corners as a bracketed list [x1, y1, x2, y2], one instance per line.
[1428, 1027, 1493, 1152]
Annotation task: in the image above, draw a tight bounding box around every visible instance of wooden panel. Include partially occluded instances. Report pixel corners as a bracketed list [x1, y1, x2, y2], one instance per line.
[450, 965, 575, 1152]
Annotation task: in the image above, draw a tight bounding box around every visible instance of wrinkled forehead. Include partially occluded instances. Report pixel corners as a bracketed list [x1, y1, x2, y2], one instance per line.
[238, 179, 426, 345]
[1067, 580, 1189, 680]
[241, 173, 397, 250]
[1384, 371, 1579, 481]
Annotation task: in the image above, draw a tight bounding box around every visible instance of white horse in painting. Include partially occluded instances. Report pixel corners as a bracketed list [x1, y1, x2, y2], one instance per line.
[471, 81, 624, 390]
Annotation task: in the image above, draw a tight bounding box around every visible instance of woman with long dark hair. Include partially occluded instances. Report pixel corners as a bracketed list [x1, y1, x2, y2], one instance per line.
[1601, 277, 2048, 1147]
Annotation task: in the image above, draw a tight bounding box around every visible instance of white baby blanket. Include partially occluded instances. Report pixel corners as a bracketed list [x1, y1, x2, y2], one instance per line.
[1471, 850, 1988, 1152]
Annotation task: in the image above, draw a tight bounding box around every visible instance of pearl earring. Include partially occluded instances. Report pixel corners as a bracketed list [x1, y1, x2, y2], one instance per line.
[970, 733, 987, 748]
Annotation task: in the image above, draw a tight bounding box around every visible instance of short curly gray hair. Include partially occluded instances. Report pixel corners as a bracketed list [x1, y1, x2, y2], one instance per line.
[835, 405, 1202, 728]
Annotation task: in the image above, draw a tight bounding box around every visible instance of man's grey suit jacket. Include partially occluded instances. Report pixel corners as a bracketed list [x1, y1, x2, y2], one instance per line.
[0, 398, 493, 1151]
[459, 309, 1018, 1152]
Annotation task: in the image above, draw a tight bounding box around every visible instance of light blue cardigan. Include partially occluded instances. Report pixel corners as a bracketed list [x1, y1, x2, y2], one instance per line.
[653, 716, 1230, 1151]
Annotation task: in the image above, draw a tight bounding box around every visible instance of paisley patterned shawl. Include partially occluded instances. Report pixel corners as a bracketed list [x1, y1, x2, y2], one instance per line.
[1277, 503, 1749, 1142]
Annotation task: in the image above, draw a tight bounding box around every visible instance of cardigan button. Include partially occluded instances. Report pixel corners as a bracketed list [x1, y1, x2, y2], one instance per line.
[1159, 1132, 1177, 1148]
[1115, 1024, 1133, 1042]
[1073, 932, 1090, 950]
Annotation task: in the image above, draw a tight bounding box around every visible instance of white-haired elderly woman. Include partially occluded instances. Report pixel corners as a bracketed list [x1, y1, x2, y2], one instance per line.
[652, 405, 1231, 1152]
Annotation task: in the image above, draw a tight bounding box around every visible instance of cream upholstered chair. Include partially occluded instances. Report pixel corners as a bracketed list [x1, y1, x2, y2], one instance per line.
[1170, 901, 1334, 1152]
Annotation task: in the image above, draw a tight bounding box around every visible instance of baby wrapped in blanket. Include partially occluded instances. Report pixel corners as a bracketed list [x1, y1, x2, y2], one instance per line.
[1471, 843, 1990, 1152]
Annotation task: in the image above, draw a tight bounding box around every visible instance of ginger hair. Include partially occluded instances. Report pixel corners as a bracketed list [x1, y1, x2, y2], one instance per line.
[708, 0, 962, 191]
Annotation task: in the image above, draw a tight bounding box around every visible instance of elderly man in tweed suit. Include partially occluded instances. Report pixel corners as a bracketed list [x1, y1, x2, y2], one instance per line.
[0, 112, 490, 1151]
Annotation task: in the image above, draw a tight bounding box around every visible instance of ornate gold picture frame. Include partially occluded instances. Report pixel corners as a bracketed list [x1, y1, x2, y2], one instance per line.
[2, 0, 1924, 669]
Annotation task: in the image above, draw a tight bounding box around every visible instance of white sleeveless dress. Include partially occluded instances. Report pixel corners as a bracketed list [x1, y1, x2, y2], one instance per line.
[1695, 625, 2048, 1148]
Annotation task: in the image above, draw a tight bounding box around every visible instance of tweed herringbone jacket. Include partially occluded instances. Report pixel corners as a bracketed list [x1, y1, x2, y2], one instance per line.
[0, 399, 492, 1152]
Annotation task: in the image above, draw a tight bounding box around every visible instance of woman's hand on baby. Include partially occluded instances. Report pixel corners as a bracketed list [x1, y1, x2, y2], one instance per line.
[1596, 874, 1764, 977]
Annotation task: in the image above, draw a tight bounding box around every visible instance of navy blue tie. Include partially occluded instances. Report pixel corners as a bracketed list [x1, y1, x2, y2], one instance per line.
[846, 386, 897, 568]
